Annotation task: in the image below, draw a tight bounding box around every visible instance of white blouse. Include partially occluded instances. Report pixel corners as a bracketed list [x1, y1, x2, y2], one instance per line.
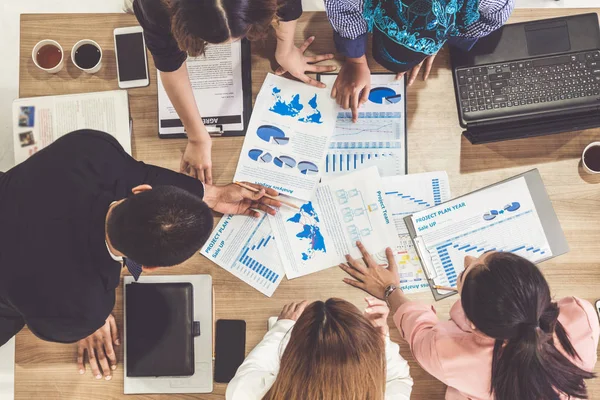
[226, 319, 413, 400]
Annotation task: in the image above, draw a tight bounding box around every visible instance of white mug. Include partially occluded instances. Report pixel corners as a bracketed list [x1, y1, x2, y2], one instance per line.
[582, 141, 600, 174]
[32, 40, 64, 74]
[71, 39, 103, 74]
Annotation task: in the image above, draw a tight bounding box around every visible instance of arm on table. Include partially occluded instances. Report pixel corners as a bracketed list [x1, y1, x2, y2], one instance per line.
[225, 320, 295, 400]
[159, 65, 213, 183]
[390, 291, 449, 385]
[384, 336, 413, 399]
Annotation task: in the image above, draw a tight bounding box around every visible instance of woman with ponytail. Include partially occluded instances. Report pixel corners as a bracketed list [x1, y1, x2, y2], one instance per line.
[341, 242, 599, 400]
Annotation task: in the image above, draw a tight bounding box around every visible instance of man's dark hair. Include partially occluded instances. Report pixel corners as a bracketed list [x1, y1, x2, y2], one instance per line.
[106, 186, 213, 267]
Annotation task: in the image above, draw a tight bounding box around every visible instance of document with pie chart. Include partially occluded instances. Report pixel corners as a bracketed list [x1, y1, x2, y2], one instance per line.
[234, 73, 337, 201]
[319, 73, 406, 178]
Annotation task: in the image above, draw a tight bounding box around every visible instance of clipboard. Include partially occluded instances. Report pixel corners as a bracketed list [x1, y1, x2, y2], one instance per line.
[317, 72, 408, 175]
[404, 169, 569, 301]
[158, 39, 252, 138]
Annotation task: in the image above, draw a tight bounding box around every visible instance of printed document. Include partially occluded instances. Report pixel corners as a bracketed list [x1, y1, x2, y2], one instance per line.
[269, 167, 400, 279]
[200, 214, 284, 297]
[381, 172, 451, 293]
[158, 41, 245, 135]
[234, 74, 337, 201]
[409, 177, 552, 290]
[320, 74, 406, 177]
[12, 90, 130, 165]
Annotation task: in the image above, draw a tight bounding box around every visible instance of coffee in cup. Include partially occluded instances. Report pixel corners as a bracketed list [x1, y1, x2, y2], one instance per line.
[32, 40, 64, 73]
[582, 142, 600, 174]
[72, 40, 103, 74]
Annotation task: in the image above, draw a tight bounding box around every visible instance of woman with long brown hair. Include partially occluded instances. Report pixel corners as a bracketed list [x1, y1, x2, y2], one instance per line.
[131, 0, 335, 184]
[226, 298, 413, 399]
[341, 242, 599, 400]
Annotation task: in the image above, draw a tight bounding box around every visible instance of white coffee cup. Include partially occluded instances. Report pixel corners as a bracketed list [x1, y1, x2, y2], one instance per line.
[71, 39, 103, 74]
[582, 141, 600, 174]
[32, 40, 64, 74]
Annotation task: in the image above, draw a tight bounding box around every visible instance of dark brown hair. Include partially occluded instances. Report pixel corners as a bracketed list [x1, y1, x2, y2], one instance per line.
[263, 298, 386, 400]
[163, 0, 278, 56]
[461, 252, 595, 400]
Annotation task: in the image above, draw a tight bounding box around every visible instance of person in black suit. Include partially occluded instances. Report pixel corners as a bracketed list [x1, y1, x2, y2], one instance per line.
[0, 130, 279, 380]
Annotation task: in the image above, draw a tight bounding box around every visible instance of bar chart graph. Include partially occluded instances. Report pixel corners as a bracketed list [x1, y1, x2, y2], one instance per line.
[428, 210, 551, 288]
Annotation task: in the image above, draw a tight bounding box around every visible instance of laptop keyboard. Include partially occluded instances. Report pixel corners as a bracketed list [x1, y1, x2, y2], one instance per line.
[457, 51, 600, 118]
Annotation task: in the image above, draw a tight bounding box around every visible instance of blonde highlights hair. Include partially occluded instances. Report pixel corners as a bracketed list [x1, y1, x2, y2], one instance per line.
[263, 298, 386, 400]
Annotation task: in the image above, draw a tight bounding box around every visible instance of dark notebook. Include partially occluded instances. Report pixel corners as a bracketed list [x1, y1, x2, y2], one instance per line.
[126, 282, 199, 377]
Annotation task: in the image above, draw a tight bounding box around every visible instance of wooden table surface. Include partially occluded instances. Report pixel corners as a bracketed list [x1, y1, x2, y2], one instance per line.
[17, 10, 600, 400]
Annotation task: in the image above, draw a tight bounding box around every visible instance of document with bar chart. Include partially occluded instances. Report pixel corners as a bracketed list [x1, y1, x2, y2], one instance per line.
[383, 172, 451, 236]
[407, 176, 553, 299]
[200, 214, 284, 297]
[319, 74, 406, 177]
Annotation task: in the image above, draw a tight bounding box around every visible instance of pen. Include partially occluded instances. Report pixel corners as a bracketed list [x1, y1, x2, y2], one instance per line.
[234, 181, 300, 210]
[433, 285, 459, 292]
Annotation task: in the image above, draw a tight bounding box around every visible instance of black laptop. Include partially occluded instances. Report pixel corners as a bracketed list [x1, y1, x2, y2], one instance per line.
[451, 13, 600, 144]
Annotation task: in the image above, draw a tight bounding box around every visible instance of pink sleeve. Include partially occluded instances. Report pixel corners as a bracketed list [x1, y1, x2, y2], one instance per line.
[573, 297, 600, 349]
[392, 302, 447, 383]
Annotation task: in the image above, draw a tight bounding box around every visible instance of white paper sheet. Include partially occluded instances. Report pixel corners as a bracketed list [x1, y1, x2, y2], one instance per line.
[383, 172, 451, 236]
[0, 338, 15, 400]
[200, 214, 284, 297]
[12, 90, 131, 165]
[379, 172, 451, 293]
[320, 74, 406, 177]
[158, 41, 245, 135]
[269, 167, 400, 279]
[410, 177, 552, 290]
[233, 74, 337, 201]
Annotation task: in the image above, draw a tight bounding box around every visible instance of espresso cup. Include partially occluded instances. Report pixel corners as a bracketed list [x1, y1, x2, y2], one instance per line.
[71, 39, 103, 74]
[32, 40, 64, 74]
[582, 141, 600, 174]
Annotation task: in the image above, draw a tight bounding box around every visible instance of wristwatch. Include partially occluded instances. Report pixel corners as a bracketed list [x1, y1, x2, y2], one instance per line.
[384, 284, 398, 306]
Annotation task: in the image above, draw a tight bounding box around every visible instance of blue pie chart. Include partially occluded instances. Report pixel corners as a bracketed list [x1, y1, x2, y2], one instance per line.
[369, 87, 402, 104]
[504, 202, 521, 212]
[257, 125, 286, 143]
[274, 155, 296, 168]
[297, 161, 319, 175]
[248, 149, 272, 163]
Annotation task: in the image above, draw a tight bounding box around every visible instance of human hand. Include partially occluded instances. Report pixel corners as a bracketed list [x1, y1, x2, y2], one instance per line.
[364, 297, 390, 337]
[203, 182, 281, 217]
[275, 36, 336, 88]
[76, 314, 119, 380]
[278, 300, 309, 321]
[396, 53, 438, 86]
[331, 57, 371, 122]
[340, 242, 400, 299]
[180, 135, 213, 184]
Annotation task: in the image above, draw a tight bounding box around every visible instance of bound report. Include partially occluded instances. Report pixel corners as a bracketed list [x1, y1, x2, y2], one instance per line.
[12, 90, 131, 165]
[158, 39, 251, 138]
[405, 169, 569, 301]
[126, 282, 199, 377]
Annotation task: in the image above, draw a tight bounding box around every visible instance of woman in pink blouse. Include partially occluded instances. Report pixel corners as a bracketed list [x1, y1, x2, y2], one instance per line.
[340, 242, 599, 400]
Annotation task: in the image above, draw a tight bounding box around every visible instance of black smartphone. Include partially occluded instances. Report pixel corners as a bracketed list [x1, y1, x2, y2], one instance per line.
[214, 319, 246, 383]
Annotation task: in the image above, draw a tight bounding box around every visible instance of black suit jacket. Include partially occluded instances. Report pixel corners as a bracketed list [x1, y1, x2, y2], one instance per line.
[0, 130, 204, 346]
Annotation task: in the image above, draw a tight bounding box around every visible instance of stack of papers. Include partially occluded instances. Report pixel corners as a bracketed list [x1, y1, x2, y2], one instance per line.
[201, 73, 450, 296]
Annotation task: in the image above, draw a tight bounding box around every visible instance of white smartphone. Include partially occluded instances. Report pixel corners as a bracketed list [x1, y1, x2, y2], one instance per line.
[114, 26, 149, 89]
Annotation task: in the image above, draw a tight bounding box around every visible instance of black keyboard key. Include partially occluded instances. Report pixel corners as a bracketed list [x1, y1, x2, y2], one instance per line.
[478, 105, 485, 111]
[484, 90, 491, 97]
[466, 69, 473, 76]
[486, 104, 493, 110]
[500, 102, 507, 108]
[474, 76, 482, 83]
[525, 61, 532, 68]
[469, 99, 477, 106]
[476, 90, 483, 98]
[533, 55, 572, 67]
[489, 72, 511, 81]
[483, 82, 490, 90]
[475, 83, 482, 90]
[492, 95, 508, 103]
[467, 76, 474, 84]
[491, 81, 507, 89]
[470, 107, 478, 112]
[477, 98, 485, 105]
[473, 67, 484, 75]
[592, 68, 600, 75]
[485, 98, 492, 105]
[469, 91, 476, 98]
[494, 104, 500, 108]
[595, 51, 600, 60]
[526, 99, 533, 104]
[459, 87, 468, 99]
[510, 63, 517, 71]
